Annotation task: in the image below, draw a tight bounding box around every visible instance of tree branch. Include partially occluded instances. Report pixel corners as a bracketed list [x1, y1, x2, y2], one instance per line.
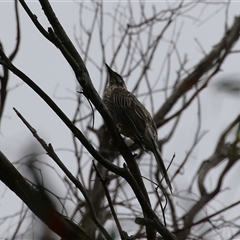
[0, 150, 93, 240]
[155, 16, 240, 126]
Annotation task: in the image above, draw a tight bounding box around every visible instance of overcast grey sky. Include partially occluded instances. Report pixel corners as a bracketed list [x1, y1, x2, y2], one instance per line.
[1, 1, 240, 239]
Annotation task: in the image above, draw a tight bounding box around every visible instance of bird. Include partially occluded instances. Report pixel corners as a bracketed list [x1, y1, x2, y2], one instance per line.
[103, 63, 172, 192]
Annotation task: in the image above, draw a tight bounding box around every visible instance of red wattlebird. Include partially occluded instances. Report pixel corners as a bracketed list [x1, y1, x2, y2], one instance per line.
[103, 64, 172, 192]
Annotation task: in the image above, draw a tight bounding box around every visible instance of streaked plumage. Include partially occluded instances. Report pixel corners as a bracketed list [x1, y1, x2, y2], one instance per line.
[103, 64, 172, 192]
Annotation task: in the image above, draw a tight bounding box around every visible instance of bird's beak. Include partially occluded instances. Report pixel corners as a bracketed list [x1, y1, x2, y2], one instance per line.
[105, 63, 113, 74]
[105, 63, 111, 83]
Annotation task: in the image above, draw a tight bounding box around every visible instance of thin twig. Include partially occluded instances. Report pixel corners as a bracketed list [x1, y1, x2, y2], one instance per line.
[13, 107, 113, 240]
[93, 161, 127, 240]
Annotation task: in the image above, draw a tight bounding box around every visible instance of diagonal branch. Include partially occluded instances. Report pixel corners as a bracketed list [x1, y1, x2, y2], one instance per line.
[176, 114, 240, 240]
[13, 107, 113, 240]
[15, 1, 173, 238]
[0, 0, 21, 123]
[155, 16, 240, 126]
[0, 48, 176, 240]
[0, 150, 93, 240]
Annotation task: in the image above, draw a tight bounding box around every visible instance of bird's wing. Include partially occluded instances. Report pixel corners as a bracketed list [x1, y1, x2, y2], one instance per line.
[112, 88, 149, 146]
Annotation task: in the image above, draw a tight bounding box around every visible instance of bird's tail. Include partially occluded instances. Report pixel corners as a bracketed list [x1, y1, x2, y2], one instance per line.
[152, 142, 172, 193]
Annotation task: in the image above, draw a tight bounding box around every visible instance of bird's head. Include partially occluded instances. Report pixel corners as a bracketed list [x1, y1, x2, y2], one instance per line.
[105, 63, 126, 88]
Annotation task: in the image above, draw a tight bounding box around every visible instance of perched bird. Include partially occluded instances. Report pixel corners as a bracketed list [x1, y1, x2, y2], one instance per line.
[103, 63, 172, 192]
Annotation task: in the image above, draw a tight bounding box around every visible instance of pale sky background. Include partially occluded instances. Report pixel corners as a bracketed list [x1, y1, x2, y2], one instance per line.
[0, 1, 240, 239]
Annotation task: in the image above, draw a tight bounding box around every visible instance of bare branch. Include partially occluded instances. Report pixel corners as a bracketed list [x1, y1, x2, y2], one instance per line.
[0, 150, 93, 239]
[155, 16, 240, 126]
